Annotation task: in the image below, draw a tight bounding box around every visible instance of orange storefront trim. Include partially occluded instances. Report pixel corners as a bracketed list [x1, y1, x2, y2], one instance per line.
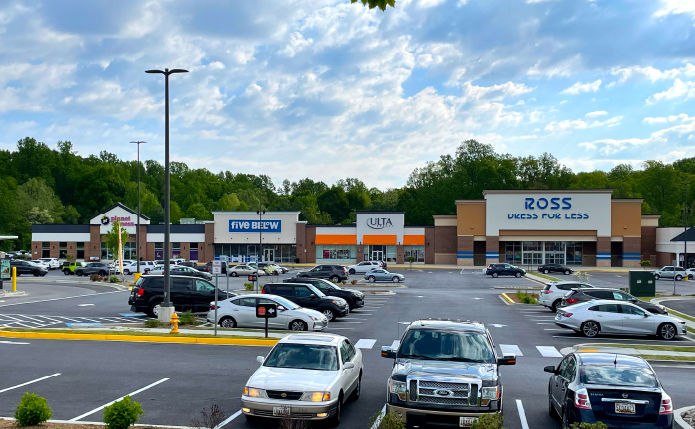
[362, 234, 397, 245]
[403, 235, 425, 245]
[315, 235, 357, 245]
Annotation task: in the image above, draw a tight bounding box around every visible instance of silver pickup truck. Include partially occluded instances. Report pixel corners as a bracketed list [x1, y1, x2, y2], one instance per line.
[381, 320, 516, 428]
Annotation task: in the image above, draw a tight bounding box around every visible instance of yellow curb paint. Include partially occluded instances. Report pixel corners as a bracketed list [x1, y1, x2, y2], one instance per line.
[578, 349, 599, 352]
[500, 293, 514, 304]
[0, 330, 278, 347]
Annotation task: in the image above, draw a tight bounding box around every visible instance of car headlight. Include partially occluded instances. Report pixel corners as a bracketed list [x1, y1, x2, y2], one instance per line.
[243, 387, 268, 398]
[481, 386, 499, 405]
[332, 300, 346, 306]
[389, 379, 407, 401]
[300, 391, 331, 402]
[310, 315, 323, 321]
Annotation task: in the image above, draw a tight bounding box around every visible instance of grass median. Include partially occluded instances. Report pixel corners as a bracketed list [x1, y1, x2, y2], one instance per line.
[531, 272, 561, 282]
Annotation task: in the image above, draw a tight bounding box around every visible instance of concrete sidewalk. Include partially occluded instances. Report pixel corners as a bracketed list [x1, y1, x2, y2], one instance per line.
[575, 346, 695, 358]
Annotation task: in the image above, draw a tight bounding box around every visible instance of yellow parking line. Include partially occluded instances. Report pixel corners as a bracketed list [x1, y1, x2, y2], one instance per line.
[0, 330, 278, 346]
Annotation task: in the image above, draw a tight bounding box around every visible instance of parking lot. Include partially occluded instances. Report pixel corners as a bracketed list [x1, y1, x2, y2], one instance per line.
[2, 268, 695, 429]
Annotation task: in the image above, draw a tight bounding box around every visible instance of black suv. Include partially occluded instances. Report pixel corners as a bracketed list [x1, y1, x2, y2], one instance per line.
[296, 264, 348, 281]
[537, 263, 574, 275]
[283, 277, 365, 310]
[561, 288, 667, 314]
[9, 260, 48, 277]
[485, 263, 526, 278]
[262, 282, 349, 321]
[129, 275, 234, 317]
[75, 262, 113, 277]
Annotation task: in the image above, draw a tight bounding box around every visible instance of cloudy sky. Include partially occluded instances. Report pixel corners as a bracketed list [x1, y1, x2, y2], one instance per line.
[1, 0, 694, 189]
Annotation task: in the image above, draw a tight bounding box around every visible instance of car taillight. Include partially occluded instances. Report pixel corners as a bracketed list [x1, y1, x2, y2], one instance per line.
[559, 312, 572, 318]
[574, 388, 591, 410]
[136, 288, 144, 297]
[566, 298, 578, 304]
[261, 289, 265, 294]
[660, 393, 673, 414]
[543, 290, 552, 294]
[210, 304, 219, 310]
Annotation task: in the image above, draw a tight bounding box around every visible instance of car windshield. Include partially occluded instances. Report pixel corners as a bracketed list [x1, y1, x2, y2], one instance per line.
[270, 296, 300, 310]
[581, 365, 658, 388]
[264, 343, 338, 371]
[319, 280, 341, 290]
[307, 284, 326, 297]
[397, 329, 495, 363]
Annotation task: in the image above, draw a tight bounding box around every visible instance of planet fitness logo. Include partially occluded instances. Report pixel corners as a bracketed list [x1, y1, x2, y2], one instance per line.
[101, 215, 110, 226]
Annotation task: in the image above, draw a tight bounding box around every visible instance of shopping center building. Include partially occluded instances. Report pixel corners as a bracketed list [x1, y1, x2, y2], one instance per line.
[32, 190, 682, 268]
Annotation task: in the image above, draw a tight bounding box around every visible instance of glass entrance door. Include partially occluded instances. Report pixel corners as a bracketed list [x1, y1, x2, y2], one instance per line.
[372, 250, 384, 261]
[264, 248, 274, 262]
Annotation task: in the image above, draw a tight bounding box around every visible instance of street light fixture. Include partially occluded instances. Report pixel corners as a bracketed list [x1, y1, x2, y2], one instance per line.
[145, 68, 188, 320]
[129, 141, 147, 275]
[257, 209, 266, 292]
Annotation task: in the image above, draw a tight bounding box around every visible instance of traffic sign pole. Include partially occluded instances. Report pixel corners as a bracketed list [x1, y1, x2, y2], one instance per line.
[214, 273, 219, 337]
[265, 317, 268, 338]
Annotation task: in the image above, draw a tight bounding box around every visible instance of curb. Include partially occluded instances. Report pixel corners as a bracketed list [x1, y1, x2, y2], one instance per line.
[500, 293, 514, 305]
[0, 417, 192, 429]
[0, 330, 278, 346]
[675, 405, 695, 429]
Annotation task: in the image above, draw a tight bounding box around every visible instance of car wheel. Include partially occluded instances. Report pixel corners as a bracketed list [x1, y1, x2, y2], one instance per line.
[564, 270, 570, 275]
[676, 274, 683, 281]
[322, 308, 337, 322]
[581, 321, 600, 338]
[99, 270, 107, 276]
[63, 269, 70, 275]
[351, 373, 362, 401]
[349, 269, 356, 275]
[148, 302, 162, 318]
[515, 272, 521, 278]
[658, 323, 677, 340]
[330, 275, 340, 282]
[548, 395, 558, 419]
[544, 269, 549, 274]
[368, 276, 376, 283]
[655, 274, 660, 280]
[244, 415, 258, 423]
[76, 271, 83, 277]
[231, 272, 238, 277]
[551, 300, 561, 313]
[330, 394, 343, 427]
[33, 270, 40, 277]
[124, 270, 130, 275]
[290, 320, 308, 331]
[492, 272, 499, 278]
[219, 316, 237, 328]
[392, 276, 400, 283]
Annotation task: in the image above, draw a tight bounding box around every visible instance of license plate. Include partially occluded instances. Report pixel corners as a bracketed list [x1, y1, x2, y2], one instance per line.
[273, 406, 291, 417]
[615, 403, 636, 414]
[459, 417, 478, 427]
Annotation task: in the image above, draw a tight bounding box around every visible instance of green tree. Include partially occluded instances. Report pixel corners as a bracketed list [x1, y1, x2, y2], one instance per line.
[104, 219, 129, 260]
[318, 186, 351, 223]
[16, 178, 64, 223]
[217, 193, 242, 211]
[351, 0, 395, 11]
[186, 202, 212, 220]
[63, 205, 80, 224]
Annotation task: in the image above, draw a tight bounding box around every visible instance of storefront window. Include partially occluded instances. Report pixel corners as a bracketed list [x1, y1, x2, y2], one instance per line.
[154, 242, 163, 261]
[316, 245, 356, 262]
[190, 243, 199, 261]
[404, 245, 425, 263]
[566, 242, 583, 265]
[172, 242, 181, 258]
[505, 242, 522, 265]
[59, 242, 67, 259]
[386, 245, 397, 263]
[522, 241, 543, 265]
[76, 243, 85, 260]
[123, 242, 136, 260]
[42, 242, 50, 258]
[215, 244, 296, 264]
[544, 241, 566, 265]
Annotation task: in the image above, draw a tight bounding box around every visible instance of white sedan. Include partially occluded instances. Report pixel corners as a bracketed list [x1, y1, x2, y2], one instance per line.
[228, 264, 267, 277]
[37, 258, 61, 270]
[346, 261, 381, 274]
[555, 300, 688, 340]
[241, 333, 363, 425]
[207, 294, 327, 331]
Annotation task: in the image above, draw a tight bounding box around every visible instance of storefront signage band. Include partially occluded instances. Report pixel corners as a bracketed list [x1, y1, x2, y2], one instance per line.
[510, 197, 588, 220]
[366, 217, 394, 229]
[229, 220, 282, 233]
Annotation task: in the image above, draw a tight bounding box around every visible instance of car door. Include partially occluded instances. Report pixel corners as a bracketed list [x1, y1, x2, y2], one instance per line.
[593, 303, 623, 333]
[229, 297, 258, 328]
[339, 340, 357, 394]
[294, 285, 318, 309]
[193, 279, 217, 311]
[558, 356, 577, 409]
[550, 356, 570, 410]
[171, 278, 194, 311]
[258, 298, 288, 328]
[620, 304, 654, 334]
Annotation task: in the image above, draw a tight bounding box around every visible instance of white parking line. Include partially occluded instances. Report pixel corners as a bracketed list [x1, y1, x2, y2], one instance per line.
[350, 313, 372, 315]
[0, 340, 30, 345]
[69, 378, 169, 421]
[0, 290, 124, 307]
[536, 322, 555, 325]
[0, 373, 61, 393]
[536, 346, 563, 357]
[390, 340, 400, 349]
[499, 344, 523, 357]
[325, 327, 355, 330]
[370, 404, 387, 429]
[355, 339, 377, 349]
[334, 321, 363, 324]
[341, 318, 368, 321]
[214, 410, 241, 429]
[516, 399, 530, 429]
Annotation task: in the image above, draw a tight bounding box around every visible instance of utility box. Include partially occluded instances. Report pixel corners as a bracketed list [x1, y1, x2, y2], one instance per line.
[629, 270, 656, 297]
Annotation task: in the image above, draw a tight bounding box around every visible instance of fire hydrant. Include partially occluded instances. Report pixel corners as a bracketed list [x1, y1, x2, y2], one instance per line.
[170, 312, 179, 334]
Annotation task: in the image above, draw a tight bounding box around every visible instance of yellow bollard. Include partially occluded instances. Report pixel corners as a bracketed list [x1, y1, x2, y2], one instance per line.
[170, 312, 179, 334]
[12, 267, 16, 292]
[133, 272, 141, 283]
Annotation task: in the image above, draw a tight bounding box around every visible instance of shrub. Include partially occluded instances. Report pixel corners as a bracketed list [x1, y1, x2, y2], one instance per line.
[244, 282, 254, 291]
[569, 423, 607, 429]
[370, 410, 405, 429]
[108, 276, 120, 283]
[470, 413, 505, 429]
[65, 254, 75, 262]
[15, 392, 52, 426]
[330, 278, 338, 284]
[103, 395, 143, 429]
[516, 290, 538, 305]
[341, 280, 347, 284]
[190, 404, 225, 429]
[640, 260, 650, 269]
[351, 279, 357, 285]
[144, 319, 161, 328]
[90, 274, 104, 282]
[179, 310, 197, 325]
[405, 255, 416, 269]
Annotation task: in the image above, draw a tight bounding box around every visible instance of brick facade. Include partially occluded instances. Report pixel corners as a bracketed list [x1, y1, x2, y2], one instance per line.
[296, 223, 307, 263]
[306, 227, 316, 264]
[597, 236, 611, 267]
[457, 235, 474, 266]
[203, 223, 214, 263]
[623, 236, 641, 268]
[434, 225, 456, 265]
[425, 228, 435, 265]
[485, 236, 499, 265]
[641, 226, 657, 265]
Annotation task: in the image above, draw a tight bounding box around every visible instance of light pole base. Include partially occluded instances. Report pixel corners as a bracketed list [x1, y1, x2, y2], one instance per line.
[158, 305, 175, 323]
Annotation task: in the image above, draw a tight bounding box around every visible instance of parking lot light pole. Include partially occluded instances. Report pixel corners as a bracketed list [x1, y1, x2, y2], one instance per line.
[145, 68, 188, 320]
[257, 209, 265, 292]
[129, 141, 147, 275]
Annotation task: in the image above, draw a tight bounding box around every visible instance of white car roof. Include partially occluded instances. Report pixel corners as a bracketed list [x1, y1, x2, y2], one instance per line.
[279, 333, 345, 346]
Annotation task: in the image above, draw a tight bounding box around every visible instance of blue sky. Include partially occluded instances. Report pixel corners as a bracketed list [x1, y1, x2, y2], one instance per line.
[1, 0, 694, 189]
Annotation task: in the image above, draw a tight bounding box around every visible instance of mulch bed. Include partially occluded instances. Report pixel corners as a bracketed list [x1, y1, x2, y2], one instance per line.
[682, 408, 695, 427]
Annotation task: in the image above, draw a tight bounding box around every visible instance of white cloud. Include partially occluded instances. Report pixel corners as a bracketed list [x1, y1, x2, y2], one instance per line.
[611, 63, 695, 84]
[527, 0, 559, 3]
[585, 110, 607, 118]
[646, 79, 695, 104]
[643, 116, 669, 125]
[418, 0, 448, 7]
[560, 79, 602, 95]
[545, 115, 622, 133]
[208, 61, 226, 70]
[656, 0, 695, 18]
[527, 55, 582, 78]
[462, 81, 534, 101]
[279, 32, 313, 57]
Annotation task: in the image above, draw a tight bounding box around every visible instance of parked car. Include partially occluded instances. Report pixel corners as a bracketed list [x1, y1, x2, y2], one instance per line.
[198, 261, 228, 274]
[37, 258, 60, 270]
[241, 333, 363, 424]
[228, 264, 266, 277]
[62, 261, 86, 275]
[537, 263, 574, 275]
[381, 319, 515, 427]
[283, 278, 365, 310]
[545, 352, 673, 428]
[555, 300, 687, 339]
[10, 260, 48, 277]
[653, 266, 687, 281]
[179, 261, 197, 268]
[561, 288, 668, 315]
[31, 260, 51, 270]
[346, 261, 381, 274]
[170, 259, 186, 265]
[485, 263, 526, 278]
[539, 281, 595, 313]
[296, 265, 349, 282]
[364, 269, 404, 283]
[148, 265, 212, 281]
[261, 283, 349, 322]
[75, 262, 114, 277]
[122, 261, 158, 275]
[208, 294, 328, 331]
[129, 274, 235, 317]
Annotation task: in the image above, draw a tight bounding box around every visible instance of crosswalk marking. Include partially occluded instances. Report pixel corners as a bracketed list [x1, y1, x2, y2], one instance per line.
[390, 340, 400, 350]
[0, 313, 146, 329]
[355, 339, 377, 349]
[536, 346, 563, 357]
[500, 344, 523, 356]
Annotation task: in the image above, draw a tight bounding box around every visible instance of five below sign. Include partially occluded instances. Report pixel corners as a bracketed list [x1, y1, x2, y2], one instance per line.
[229, 220, 282, 233]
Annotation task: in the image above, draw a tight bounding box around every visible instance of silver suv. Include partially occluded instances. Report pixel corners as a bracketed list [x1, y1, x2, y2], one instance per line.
[381, 320, 515, 428]
[538, 281, 594, 313]
[653, 266, 687, 281]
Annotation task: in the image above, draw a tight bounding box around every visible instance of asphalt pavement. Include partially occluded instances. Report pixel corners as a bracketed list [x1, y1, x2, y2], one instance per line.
[1, 268, 695, 429]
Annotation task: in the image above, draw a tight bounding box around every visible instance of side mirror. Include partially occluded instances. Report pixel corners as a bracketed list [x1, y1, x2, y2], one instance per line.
[544, 365, 557, 374]
[497, 354, 516, 365]
[343, 362, 355, 370]
[256, 356, 265, 364]
[278, 306, 286, 311]
[310, 293, 316, 298]
[381, 346, 396, 359]
[643, 313, 649, 318]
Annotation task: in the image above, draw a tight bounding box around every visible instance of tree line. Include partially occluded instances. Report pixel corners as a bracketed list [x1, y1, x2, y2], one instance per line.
[0, 137, 692, 250]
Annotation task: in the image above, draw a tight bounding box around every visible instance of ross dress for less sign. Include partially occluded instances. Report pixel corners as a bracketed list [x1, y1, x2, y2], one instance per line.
[229, 220, 282, 233]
